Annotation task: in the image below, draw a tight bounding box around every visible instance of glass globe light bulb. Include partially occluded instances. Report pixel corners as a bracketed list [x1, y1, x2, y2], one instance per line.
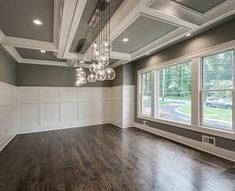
[75, 80, 82, 87]
[93, 42, 98, 49]
[93, 63, 104, 74]
[89, 62, 97, 73]
[104, 39, 109, 47]
[96, 70, 106, 81]
[81, 77, 87, 85]
[75, 67, 83, 74]
[76, 70, 86, 78]
[105, 68, 115, 80]
[87, 73, 97, 83]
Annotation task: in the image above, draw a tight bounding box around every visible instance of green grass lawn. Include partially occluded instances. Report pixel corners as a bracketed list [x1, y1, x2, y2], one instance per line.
[164, 95, 191, 101]
[177, 105, 232, 122]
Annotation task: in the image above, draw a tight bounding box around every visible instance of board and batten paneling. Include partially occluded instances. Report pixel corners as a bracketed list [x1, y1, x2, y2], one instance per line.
[0, 82, 17, 151]
[18, 85, 134, 133]
[18, 87, 116, 134]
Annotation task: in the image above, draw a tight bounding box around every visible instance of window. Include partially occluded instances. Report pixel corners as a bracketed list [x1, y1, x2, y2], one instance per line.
[201, 50, 233, 130]
[157, 62, 192, 124]
[140, 72, 152, 116]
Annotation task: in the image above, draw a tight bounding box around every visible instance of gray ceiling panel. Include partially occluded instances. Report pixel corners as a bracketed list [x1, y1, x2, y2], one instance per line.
[16, 48, 66, 62]
[172, 0, 227, 14]
[111, 15, 177, 54]
[0, 0, 53, 41]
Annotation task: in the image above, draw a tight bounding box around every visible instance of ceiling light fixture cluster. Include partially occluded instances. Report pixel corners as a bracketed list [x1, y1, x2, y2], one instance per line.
[74, 0, 115, 87]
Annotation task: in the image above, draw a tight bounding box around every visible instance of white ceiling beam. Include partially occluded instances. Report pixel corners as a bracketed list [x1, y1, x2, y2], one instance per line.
[141, 7, 199, 30]
[53, 0, 64, 48]
[63, 0, 87, 57]
[0, 36, 57, 51]
[57, 0, 78, 57]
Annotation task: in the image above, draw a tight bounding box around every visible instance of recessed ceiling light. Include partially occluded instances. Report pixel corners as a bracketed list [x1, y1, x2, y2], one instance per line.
[40, 50, 46, 53]
[146, 52, 150, 55]
[33, 19, 42, 25]
[122, 38, 129, 42]
[186, 33, 191, 37]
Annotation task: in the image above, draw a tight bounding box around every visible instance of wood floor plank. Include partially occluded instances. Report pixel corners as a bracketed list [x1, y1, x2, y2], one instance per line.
[0, 124, 234, 191]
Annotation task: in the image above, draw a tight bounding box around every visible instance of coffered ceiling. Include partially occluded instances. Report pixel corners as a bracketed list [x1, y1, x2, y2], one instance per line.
[0, 0, 235, 68]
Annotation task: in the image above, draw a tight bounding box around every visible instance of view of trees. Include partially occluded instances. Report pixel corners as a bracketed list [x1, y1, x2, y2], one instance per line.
[158, 62, 191, 99]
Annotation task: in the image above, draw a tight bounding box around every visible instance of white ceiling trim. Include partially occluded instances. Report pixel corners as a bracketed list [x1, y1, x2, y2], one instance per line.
[201, 0, 235, 24]
[110, 59, 130, 68]
[110, 51, 131, 60]
[21, 59, 68, 67]
[2, 45, 68, 67]
[141, 7, 199, 29]
[2, 45, 22, 62]
[0, 35, 57, 52]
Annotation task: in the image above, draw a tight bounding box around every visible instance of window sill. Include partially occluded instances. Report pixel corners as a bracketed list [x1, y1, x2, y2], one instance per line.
[137, 115, 235, 140]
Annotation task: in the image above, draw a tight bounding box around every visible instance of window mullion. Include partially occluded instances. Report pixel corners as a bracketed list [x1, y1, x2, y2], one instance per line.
[151, 70, 155, 119]
[191, 58, 200, 126]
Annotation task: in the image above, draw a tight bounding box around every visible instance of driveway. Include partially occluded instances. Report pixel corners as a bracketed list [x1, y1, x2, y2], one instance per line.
[159, 99, 232, 130]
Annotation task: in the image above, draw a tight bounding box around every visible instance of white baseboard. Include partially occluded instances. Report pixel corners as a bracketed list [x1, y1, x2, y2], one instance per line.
[17, 120, 110, 134]
[133, 122, 235, 163]
[0, 131, 16, 151]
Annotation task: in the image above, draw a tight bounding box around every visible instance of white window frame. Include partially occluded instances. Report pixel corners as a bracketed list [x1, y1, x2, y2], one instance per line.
[138, 70, 153, 117]
[137, 40, 235, 140]
[199, 49, 234, 131]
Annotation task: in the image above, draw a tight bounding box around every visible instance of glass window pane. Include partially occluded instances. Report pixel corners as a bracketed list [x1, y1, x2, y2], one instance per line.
[141, 72, 151, 116]
[202, 91, 232, 130]
[157, 62, 192, 124]
[203, 50, 233, 90]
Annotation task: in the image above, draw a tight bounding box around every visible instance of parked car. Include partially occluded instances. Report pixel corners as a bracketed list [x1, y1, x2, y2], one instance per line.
[204, 97, 232, 109]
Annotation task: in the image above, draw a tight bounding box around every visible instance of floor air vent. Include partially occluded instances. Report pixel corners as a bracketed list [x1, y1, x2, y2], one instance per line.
[202, 135, 215, 145]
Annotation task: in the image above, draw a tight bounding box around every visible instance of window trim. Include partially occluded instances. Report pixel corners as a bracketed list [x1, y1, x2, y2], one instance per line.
[200, 49, 234, 131]
[137, 40, 235, 140]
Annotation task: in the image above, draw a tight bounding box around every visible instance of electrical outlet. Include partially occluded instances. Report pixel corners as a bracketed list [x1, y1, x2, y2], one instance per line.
[202, 135, 215, 145]
[143, 120, 149, 126]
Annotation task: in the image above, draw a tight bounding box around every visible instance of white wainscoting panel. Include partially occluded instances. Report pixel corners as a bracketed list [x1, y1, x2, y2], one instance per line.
[0, 82, 17, 151]
[18, 87, 112, 134]
[111, 85, 134, 128]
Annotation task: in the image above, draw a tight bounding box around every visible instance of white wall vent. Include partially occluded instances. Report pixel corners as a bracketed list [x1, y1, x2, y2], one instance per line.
[202, 135, 215, 145]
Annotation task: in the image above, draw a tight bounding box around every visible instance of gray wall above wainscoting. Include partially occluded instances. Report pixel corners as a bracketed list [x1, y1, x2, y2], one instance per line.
[16, 63, 111, 87]
[0, 47, 16, 85]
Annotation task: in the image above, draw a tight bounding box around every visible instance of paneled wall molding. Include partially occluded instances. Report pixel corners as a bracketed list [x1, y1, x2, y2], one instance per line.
[111, 85, 134, 128]
[133, 122, 235, 162]
[0, 81, 18, 151]
[17, 86, 111, 134]
[17, 85, 134, 134]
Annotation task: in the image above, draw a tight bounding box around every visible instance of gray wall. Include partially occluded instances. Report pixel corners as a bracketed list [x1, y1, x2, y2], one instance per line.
[132, 18, 235, 152]
[111, 62, 134, 86]
[0, 47, 16, 85]
[16, 63, 111, 87]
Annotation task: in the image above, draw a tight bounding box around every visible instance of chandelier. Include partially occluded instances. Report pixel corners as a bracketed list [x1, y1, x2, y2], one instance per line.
[75, 0, 115, 87]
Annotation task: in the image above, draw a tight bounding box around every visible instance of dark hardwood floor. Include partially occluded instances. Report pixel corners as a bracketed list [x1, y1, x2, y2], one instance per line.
[0, 124, 234, 191]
